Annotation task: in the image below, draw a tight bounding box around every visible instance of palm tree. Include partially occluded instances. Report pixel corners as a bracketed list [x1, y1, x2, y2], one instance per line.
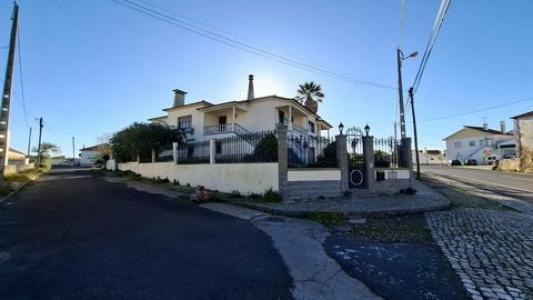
[296, 81, 324, 113]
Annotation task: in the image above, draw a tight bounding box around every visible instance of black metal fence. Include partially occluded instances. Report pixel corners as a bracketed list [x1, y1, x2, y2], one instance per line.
[288, 136, 336, 168]
[177, 141, 210, 164]
[156, 144, 174, 162]
[374, 137, 400, 168]
[215, 131, 277, 163]
[347, 135, 364, 168]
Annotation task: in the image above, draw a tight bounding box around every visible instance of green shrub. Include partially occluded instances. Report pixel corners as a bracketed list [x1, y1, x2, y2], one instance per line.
[343, 190, 352, 198]
[253, 134, 278, 161]
[262, 188, 282, 202]
[0, 184, 12, 196]
[304, 212, 345, 228]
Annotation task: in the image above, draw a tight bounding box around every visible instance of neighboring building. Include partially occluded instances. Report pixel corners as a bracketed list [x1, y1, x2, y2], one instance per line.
[148, 75, 333, 142]
[512, 111, 533, 172]
[413, 149, 445, 165]
[443, 123, 514, 165]
[80, 144, 111, 166]
[7, 147, 26, 162]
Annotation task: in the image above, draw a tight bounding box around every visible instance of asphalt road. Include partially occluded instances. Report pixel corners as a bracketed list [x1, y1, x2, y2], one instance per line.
[421, 165, 533, 203]
[0, 169, 292, 299]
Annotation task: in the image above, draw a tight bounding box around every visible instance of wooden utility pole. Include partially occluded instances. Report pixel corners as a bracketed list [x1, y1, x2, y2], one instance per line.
[409, 87, 421, 180]
[397, 48, 406, 139]
[27, 126, 32, 157]
[36, 117, 43, 167]
[0, 2, 19, 182]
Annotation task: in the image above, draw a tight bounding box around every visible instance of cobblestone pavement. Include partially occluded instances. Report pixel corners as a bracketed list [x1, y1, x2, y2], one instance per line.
[426, 208, 533, 300]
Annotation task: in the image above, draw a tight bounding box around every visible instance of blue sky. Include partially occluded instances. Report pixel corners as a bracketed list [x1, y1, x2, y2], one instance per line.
[1, 0, 532, 156]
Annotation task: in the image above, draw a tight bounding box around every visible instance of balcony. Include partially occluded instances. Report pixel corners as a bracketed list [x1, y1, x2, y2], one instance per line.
[204, 124, 231, 135]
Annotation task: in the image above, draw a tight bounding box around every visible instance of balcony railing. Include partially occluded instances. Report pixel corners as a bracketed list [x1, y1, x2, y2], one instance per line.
[204, 124, 231, 135]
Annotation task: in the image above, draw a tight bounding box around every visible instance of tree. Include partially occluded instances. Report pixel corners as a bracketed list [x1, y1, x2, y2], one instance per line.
[296, 81, 324, 113]
[32, 142, 60, 159]
[110, 122, 183, 162]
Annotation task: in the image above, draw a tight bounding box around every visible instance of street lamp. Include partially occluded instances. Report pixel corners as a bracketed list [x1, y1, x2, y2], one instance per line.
[397, 49, 418, 140]
[364, 124, 370, 137]
[338, 122, 344, 135]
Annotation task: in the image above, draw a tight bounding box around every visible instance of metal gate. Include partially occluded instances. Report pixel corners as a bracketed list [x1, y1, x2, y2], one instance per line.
[347, 134, 365, 188]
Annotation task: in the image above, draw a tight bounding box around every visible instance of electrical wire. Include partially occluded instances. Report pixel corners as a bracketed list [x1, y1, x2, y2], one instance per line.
[421, 96, 533, 122]
[16, 24, 30, 128]
[112, 0, 396, 90]
[411, 0, 451, 95]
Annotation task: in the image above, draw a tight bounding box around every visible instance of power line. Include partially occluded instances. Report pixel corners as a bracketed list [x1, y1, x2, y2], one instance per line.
[411, 0, 451, 94]
[421, 96, 533, 122]
[16, 20, 30, 128]
[112, 0, 396, 90]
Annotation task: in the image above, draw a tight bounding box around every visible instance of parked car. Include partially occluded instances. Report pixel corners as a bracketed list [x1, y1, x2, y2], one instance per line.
[465, 159, 478, 166]
[451, 160, 462, 166]
[486, 155, 498, 165]
[502, 154, 516, 159]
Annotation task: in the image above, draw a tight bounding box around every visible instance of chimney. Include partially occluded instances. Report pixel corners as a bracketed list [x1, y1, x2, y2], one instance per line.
[247, 74, 254, 100]
[483, 121, 488, 131]
[172, 89, 187, 107]
[500, 120, 506, 133]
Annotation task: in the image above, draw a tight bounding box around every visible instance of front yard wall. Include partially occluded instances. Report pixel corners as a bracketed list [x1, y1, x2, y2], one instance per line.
[115, 161, 278, 195]
[285, 169, 342, 199]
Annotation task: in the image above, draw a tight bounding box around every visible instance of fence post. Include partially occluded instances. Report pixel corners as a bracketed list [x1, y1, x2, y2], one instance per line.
[172, 142, 178, 164]
[151, 148, 156, 163]
[209, 139, 216, 165]
[136, 153, 140, 163]
[401, 137, 413, 184]
[335, 134, 349, 192]
[277, 124, 289, 200]
[362, 136, 375, 190]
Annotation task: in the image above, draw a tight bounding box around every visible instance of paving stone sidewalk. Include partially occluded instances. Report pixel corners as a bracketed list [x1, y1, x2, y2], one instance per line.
[426, 208, 533, 300]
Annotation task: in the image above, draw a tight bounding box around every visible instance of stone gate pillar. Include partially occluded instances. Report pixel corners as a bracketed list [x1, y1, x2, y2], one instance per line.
[335, 134, 348, 192]
[277, 124, 289, 200]
[362, 136, 375, 190]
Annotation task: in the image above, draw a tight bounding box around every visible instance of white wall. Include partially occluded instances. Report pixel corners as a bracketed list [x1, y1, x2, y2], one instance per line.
[80, 150, 99, 166]
[116, 161, 278, 195]
[288, 169, 340, 181]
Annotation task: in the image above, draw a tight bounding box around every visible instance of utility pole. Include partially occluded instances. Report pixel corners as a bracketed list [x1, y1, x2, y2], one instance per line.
[409, 87, 421, 180]
[27, 126, 32, 157]
[72, 136, 75, 159]
[397, 48, 406, 139]
[0, 3, 19, 182]
[36, 117, 43, 168]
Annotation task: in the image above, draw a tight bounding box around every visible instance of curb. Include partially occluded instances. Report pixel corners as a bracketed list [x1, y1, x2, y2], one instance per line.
[0, 180, 32, 204]
[230, 199, 451, 218]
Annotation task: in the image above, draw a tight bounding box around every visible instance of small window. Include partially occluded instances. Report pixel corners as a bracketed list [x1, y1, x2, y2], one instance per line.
[479, 139, 485, 147]
[454, 141, 462, 148]
[486, 139, 494, 147]
[308, 121, 315, 133]
[469, 140, 476, 147]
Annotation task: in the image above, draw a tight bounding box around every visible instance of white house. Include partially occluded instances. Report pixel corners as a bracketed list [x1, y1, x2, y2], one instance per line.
[79, 144, 110, 166]
[443, 123, 514, 165]
[148, 75, 333, 142]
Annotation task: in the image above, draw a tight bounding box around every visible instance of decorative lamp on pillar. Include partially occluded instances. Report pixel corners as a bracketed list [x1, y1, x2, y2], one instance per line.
[364, 124, 370, 137]
[338, 122, 345, 135]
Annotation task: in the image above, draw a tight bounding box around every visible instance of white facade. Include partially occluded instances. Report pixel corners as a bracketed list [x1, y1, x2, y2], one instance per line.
[444, 126, 513, 164]
[148, 93, 333, 142]
[80, 150, 99, 166]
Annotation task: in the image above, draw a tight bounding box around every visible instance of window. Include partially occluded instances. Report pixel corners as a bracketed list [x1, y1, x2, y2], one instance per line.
[178, 116, 192, 129]
[308, 121, 315, 133]
[486, 139, 494, 147]
[469, 140, 476, 147]
[454, 141, 462, 148]
[479, 139, 485, 147]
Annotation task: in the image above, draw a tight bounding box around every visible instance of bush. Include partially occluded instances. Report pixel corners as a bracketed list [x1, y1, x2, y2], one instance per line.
[253, 134, 278, 161]
[343, 190, 352, 198]
[304, 212, 345, 228]
[263, 188, 282, 202]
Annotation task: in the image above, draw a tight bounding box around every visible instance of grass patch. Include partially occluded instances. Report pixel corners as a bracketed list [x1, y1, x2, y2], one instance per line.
[5, 169, 42, 183]
[303, 212, 345, 228]
[348, 214, 433, 243]
[421, 176, 513, 211]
